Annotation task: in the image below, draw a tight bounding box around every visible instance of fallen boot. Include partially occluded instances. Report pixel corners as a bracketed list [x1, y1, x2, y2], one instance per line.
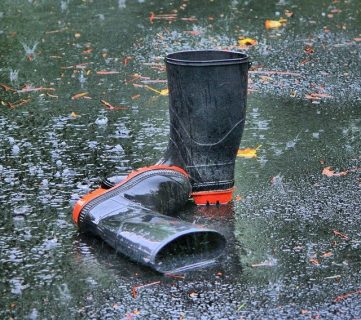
[104, 50, 250, 205]
[73, 165, 226, 273]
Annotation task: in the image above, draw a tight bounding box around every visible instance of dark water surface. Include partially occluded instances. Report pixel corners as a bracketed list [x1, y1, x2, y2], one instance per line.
[0, 0, 360, 319]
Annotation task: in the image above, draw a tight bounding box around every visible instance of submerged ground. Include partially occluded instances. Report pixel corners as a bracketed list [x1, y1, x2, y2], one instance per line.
[0, 0, 360, 319]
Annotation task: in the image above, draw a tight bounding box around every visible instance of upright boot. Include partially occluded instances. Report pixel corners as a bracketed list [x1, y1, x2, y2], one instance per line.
[104, 50, 250, 205]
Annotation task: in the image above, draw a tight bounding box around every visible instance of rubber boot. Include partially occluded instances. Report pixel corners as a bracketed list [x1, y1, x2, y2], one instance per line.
[104, 50, 250, 205]
[73, 165, 226, 273]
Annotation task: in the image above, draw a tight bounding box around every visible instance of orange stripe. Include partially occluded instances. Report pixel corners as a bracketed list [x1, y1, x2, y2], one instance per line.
[72, 165, 188, 225]
[191, 188, 234, 206]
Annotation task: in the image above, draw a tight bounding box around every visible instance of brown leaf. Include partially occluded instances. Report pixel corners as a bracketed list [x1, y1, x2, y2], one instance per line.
[0, 83, 16, 92]
[304, 46, 315, 54]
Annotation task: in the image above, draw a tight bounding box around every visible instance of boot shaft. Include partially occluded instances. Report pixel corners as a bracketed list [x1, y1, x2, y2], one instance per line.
[162, 50, 250, 198]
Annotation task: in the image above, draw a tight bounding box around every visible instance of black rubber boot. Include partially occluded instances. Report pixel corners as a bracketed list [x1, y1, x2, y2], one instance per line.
[160, 50, 250, 204]
[104, 50, 250, 205]
[73, 165, 225, 273]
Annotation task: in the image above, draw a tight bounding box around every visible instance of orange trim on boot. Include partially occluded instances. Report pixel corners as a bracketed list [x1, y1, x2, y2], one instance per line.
[191, 188, 234, 206]
[72, 165, 189, 225]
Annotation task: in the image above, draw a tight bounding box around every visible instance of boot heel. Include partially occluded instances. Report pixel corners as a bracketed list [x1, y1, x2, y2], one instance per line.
[192, 188, 234, 206]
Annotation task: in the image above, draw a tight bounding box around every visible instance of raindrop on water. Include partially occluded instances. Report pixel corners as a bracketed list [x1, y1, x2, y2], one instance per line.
[95, 116, 108, 126]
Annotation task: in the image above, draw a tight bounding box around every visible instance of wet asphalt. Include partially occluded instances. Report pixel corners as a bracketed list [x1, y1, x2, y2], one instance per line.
[0, 0, 360, 319]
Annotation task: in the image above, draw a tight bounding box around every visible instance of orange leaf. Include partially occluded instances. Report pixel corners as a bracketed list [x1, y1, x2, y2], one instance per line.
[70, 112, 80, 118]
[265, 18, 287, 29]
[322, 166, 348, 177]
[237, 145, 261, 158]
[238, 37, 257, 46]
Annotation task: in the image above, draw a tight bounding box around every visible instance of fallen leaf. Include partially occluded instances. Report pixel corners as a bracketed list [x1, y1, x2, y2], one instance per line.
[131, 281, 160, 299]
[237, 145, 261, 158]
[100, 99, 128, 110]
[322, 166, 348, 177]
[235, 195, 242, 201]
[238, 37, 257, 46]
[309, 258, 320, 266]
[321, 252, 333, 258]
[353, 38, 361, 42]
[74, 32, 81, 38]
[96, 71, 120, 75]
[265, 18, 287, 29]
[17, 85, 55, 93]
[304, 46, 315, 54]
[334, 289, 361, 303]
[70, 112, 80, 118]
[145, 85, 169, 96]
[71, 92, 89, 100]
[149, 12, 155, 23]
[183, 30, 202, 36]
[123, 56, 133, 65]
[284, 10, 294, 18]
[0, 83, 16, 92]
[46, 93, 58, 98]
[333, 229, 349, 240]
[189, 291, 198, 298]
[131, 94, 140, 100]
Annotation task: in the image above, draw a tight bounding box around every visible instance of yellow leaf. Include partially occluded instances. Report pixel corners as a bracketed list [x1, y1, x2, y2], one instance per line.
[145, 85, 169, 96]
[159, 88, 169, 96]
[265, 18, 287, 29]
[237, 145, 261, 158]
[70, 112, 80, 118]
[238, 37, 257, 46]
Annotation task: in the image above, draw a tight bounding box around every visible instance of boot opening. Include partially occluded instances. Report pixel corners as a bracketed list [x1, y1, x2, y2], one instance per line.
[154, 231, 226, 273]
[166, 50, 248, 66]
